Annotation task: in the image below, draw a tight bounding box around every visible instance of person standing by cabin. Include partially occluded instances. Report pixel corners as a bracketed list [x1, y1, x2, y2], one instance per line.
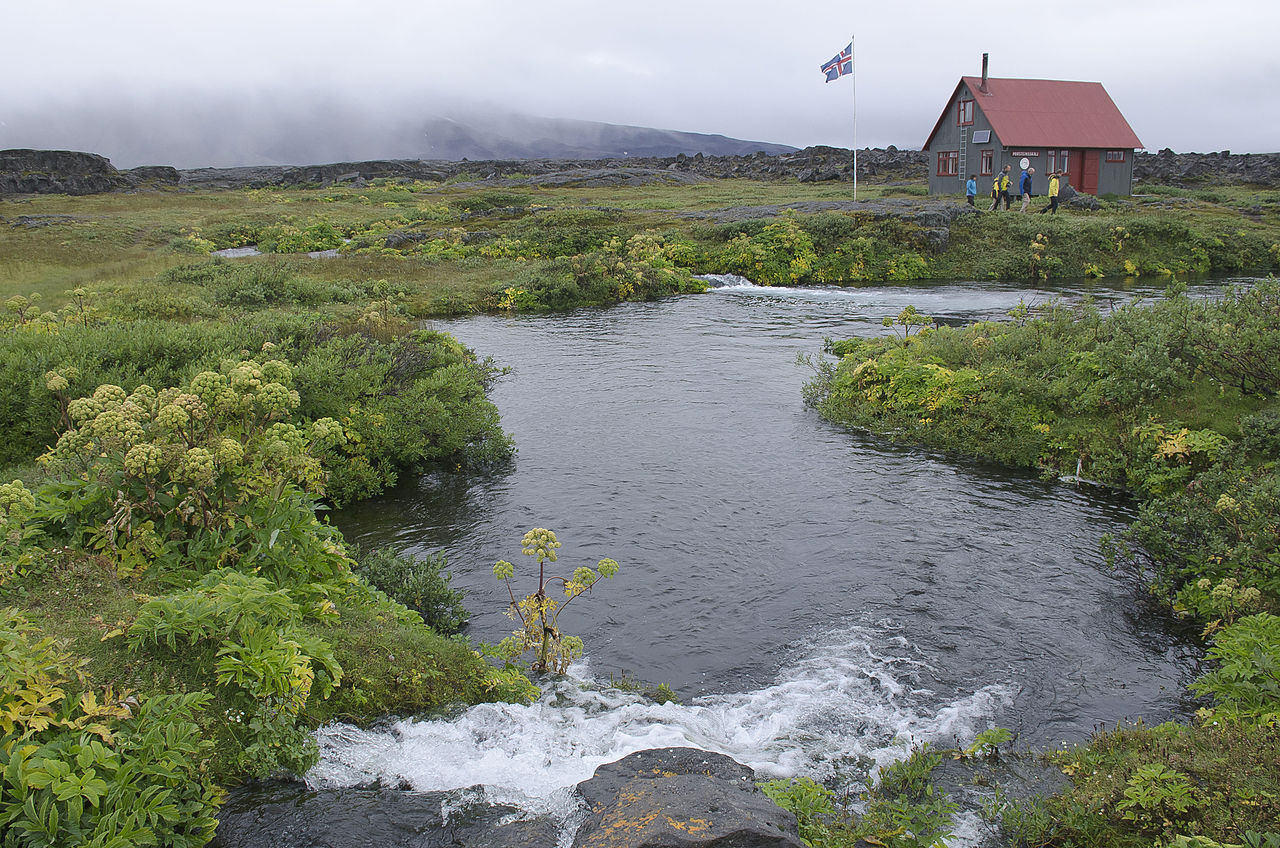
[992, 165, 1012, 211]
[989, 170, 1002, 210]
[965, 174, 977, 206]
[1019, 166, 1035, 212]
[1039, 171, 1060, 214]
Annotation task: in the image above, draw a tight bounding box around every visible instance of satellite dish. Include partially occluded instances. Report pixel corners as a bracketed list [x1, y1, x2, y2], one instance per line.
[1019, 157, 1030, 170]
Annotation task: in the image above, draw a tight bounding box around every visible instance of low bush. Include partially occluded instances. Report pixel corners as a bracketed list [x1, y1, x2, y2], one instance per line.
[351, 546, 468, 635]
[759, 742, 954, 848]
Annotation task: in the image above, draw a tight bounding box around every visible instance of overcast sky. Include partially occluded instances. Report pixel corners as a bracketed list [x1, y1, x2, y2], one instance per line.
[4, 0, 1276, 167]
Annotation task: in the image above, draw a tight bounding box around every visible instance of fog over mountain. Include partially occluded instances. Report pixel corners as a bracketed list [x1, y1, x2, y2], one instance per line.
[2, 92, 795, 170]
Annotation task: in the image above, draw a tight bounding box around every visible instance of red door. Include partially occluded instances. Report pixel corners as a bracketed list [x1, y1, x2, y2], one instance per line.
[1082, 150, 1100, 195]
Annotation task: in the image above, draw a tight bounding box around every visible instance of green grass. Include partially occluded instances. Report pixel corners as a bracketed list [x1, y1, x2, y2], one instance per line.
[6, 178, 1279, 320]
[998, 721, 1280, 846]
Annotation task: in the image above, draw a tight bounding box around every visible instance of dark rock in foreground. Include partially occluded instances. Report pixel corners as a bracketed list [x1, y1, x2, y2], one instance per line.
[210, 779, 561, 848]
[572, 748, 805, 848]
[211, 748, 802, 848]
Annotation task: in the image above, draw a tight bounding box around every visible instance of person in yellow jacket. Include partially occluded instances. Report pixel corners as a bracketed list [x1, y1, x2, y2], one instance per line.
[990, 165, 1012, 211]
[1038, 171, 1061, 214]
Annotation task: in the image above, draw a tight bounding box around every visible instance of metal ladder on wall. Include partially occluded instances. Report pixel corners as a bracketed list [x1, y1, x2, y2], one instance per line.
[958, 127, 968, 183]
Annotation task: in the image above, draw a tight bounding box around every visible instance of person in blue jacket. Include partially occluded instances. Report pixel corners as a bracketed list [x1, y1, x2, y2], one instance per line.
[1018, 167, 1035, 212]
[965, 174, 977, 206]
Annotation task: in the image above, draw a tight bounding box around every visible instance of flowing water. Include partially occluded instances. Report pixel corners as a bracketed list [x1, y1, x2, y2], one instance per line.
[261, 278, 1224, 843]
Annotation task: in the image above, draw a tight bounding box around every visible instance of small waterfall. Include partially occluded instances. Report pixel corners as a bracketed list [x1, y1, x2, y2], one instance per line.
[308, 622, 1016, 829]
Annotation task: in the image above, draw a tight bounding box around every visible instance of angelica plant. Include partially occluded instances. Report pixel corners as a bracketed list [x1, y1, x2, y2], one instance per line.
[493, 527, 618, 673]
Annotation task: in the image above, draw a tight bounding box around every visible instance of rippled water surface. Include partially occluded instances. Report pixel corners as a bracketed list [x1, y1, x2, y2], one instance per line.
[315, 279, 1207, 831]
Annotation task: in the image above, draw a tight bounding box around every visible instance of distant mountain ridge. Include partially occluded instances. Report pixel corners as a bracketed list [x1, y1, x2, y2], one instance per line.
[417, 114, 797, 160]
[0, 96, 795, 169]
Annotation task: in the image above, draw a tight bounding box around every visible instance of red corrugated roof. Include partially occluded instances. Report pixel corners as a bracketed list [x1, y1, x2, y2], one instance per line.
[924, 77, 1143, 150]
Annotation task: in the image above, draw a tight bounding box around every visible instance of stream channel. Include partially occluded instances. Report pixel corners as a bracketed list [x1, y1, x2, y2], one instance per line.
[219, 277, 1232, 846]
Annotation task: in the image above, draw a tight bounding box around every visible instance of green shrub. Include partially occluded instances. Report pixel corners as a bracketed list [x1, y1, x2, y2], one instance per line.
[512, 208, 622, 257]
[511, 249, 705, 312]
[258, 220, 345, 254]
[710, 214, 818, 285]
[1192, 613, 1280, 726]
[1116, 763, 1199, 835]
[128, 569, 343, 776]
[351, 546, 468, 635]
[291, 329, 513, 502]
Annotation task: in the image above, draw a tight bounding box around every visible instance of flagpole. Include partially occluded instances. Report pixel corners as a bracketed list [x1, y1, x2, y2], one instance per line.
[851, 34, 857, 201]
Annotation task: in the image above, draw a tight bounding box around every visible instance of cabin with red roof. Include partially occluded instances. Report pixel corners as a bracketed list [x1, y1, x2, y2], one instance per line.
[923, 56, 1143, 198]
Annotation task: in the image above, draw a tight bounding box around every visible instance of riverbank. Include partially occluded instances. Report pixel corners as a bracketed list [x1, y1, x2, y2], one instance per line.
[804, 282, 1280, 844]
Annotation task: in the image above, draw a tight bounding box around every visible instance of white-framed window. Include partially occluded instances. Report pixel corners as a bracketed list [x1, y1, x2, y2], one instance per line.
[1106, 150, 1126, 162]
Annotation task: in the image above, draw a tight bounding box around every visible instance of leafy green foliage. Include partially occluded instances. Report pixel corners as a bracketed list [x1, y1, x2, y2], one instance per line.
[758, 777, 836, 846]
[496, 233, 707, 312]
[34, 357, 350, 583]
[257, 219, 345, 254]
[713, 214, 818, 284]
[350, 546, 468, 635]
[809, 282, 1280, 496]
[291, 329, 513, 503]
[492, 528, 619, 674]
[1115, 405, 1280, 615]
[0, 613, 222, 846]
[1191, 613, 1280, 726]
[960, 727, 1014, 760]
[1116, 762, 1198, 834]
[759, 744, 955, 848]
[876, 743, 943, 799]
[24, 363, 356, 776]
[0, 296, 512, 501]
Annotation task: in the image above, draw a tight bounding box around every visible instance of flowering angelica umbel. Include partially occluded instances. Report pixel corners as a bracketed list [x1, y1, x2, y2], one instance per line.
[493, 528, 619, 674]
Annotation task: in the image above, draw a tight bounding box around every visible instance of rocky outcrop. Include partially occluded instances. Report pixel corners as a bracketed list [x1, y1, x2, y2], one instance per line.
[572, 748, 805, 848]
[0, 149, 178, 195]
[1133, 149, 1280, 188]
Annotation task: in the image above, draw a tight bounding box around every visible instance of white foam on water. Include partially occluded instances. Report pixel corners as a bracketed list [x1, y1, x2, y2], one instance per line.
[698, 273, 764, 289]
[309, 622, 1014, 842]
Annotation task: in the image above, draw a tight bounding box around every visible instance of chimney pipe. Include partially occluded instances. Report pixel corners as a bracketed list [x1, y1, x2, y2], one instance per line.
[980, 53, 989, 93]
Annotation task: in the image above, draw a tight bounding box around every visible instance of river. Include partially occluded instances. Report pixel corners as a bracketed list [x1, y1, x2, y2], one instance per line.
[236, 278, 1219, 845]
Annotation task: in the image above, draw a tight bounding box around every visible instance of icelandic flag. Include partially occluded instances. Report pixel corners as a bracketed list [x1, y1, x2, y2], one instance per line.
[821, 43, 852, 82]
